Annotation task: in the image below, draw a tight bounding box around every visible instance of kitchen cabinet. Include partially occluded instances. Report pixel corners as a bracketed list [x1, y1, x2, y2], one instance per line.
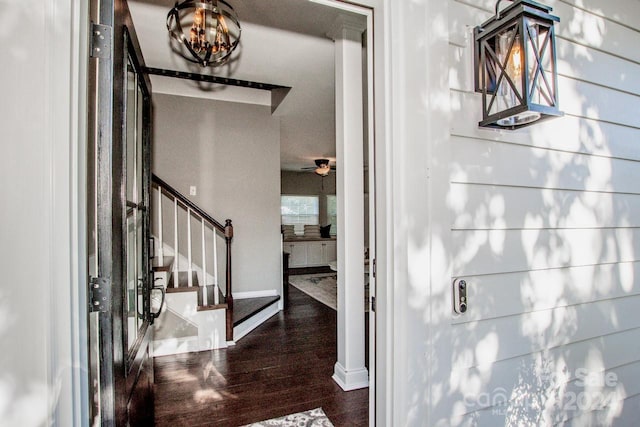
[283, 239, 336, 267]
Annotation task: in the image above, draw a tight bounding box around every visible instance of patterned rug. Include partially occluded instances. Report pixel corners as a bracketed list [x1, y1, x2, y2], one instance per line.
[242, 407, 334, 426]
[288, 273, 369, 311]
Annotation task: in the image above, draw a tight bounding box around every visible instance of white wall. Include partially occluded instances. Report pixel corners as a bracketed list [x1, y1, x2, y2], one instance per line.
[384, 0, 640, 425]
[153, 93, 282, 294]
[0, 0, 87, 425]
[445, 1, 640, 424]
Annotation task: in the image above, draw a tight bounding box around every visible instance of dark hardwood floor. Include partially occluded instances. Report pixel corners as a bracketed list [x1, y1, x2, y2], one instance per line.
[154, 285, 369, 426]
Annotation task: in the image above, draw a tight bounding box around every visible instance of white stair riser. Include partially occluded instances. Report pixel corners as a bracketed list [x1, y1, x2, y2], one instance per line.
[153, 291, 228, 353]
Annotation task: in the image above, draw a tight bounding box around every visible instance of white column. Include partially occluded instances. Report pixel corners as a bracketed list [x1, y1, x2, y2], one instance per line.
[330, 15, 368, 391]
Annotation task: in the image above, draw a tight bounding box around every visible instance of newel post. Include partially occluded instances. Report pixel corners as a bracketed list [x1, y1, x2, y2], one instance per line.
[224, 219, 234, 341]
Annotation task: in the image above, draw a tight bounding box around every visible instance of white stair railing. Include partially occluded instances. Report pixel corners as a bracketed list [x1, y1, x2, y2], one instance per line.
[152, 174, 234, 342]
[152, 175, 231, 300]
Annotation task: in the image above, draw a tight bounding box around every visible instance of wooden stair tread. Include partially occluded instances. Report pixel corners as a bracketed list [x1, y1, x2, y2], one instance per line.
[152, 256, 174, 272]
[166, 271, 199, 292]
[197, 286, 228, 311]
[233, 296, 280, 327]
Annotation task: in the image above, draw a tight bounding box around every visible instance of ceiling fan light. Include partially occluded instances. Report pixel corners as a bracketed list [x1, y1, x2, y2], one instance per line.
[315, 165, 330, 176]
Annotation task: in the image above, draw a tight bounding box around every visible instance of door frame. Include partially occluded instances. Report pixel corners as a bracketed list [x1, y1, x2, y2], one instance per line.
[303, 0, 384, 425]
[58, 0, 390, 424]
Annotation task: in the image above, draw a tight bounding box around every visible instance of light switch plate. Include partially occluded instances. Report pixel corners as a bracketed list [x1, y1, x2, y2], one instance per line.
[190, 186, 197, 196]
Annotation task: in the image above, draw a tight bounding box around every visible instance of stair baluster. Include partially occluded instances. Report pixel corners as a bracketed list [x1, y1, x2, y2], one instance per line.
[201, 218, 207, 306]
[187, 207, 193, 287]
[213, 226, 219, 305]
[173, 197, 179, 288]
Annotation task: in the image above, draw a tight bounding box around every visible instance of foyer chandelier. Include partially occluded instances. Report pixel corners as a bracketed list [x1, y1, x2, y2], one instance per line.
[166, 0, 241, 67]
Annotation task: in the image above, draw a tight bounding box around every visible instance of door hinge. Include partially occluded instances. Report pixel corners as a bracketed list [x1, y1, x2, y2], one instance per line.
[89, 276, 110, 313]
[90, 23, 112, 59]
[372, 258, 376, 278]
[371, 296, 376, 312]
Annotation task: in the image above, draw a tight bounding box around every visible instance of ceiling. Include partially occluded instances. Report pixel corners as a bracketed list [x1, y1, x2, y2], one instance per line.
[129, 0, 364, 171]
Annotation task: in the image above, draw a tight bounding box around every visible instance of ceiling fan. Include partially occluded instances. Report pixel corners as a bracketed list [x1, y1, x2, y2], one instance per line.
[302, 158, 336, 176]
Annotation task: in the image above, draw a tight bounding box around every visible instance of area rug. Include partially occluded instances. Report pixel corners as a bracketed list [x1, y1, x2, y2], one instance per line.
[288, 273, 369, 311]
[242, 407, 334, 426]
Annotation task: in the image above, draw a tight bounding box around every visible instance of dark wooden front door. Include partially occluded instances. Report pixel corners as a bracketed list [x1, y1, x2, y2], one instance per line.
[87, 0, 154, 425]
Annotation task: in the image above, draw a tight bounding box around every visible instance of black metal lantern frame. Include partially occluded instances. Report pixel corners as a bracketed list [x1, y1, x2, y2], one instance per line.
[474, 0, 563, 130]
[167, 0, 241, 67]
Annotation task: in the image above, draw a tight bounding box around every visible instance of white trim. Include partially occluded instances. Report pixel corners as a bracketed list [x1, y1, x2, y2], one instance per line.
[234, 289, 279, 299]
[332, 362, 369, 391]
[233, 302, 280, 341]
[294, 2, 385, 426]
[46, 0, 89, 424]
[150, 75, 271, 106]
[279, 238, 284, 310]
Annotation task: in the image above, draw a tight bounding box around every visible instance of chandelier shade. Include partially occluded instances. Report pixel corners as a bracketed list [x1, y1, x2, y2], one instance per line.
[474, 0, 563, 129]
[167, 0, 241, 67]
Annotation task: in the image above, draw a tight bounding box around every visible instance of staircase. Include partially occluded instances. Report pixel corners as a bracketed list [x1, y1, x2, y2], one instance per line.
[151, 174, 280, 356]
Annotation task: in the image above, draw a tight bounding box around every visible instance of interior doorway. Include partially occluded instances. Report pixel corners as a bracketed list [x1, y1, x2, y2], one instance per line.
[126, 0, 379, 423]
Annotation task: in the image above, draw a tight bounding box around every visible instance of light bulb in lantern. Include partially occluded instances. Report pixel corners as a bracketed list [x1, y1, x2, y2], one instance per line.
[193, 8, 204, 26]
[508, 36, 522, 80]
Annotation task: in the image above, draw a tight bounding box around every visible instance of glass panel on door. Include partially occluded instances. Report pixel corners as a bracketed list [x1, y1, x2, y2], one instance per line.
[125, 54, 146, 352]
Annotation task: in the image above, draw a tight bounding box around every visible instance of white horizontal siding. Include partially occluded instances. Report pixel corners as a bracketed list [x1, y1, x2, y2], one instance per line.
[565, 391, 640, 426]
[450, 98, 640, 161]
[455, 360, 640, 426]
[453, 227, 640, 276]
[453, 294, 640, 368]
[450, 136, 640, 194]
[452, 348, 640, 423]
[451, 75, 640, 127]
[456, 327, 640, 395]
[555, 38, 640, 97]
[451, 262, 640, 323]
[451, 184, 640, 229]
[445, 0, 640, 425]
[560, 0, 640, 30]
[454, 0, 640, 63]
[449, 37, 640, 98]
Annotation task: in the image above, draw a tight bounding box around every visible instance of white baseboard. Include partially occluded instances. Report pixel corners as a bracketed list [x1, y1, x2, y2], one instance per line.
[234, 289, 279, 299]
[233, 302, 280, 341]
[332, 362, 369, 391]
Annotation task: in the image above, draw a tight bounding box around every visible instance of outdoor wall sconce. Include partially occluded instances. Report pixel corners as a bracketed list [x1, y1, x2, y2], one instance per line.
[474, 0, 563, 129]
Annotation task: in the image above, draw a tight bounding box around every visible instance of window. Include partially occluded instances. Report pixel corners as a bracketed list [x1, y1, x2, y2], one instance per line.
[281, 195, 319, 234]
[326, 195, 337, 236]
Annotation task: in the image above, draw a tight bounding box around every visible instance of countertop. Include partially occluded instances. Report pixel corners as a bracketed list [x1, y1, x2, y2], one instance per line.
[283, 236, 337, 242]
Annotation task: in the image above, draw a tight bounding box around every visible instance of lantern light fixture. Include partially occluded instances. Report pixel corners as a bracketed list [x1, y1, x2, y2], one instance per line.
[167, 0, 241, 67]
[474, 0, 563, 130]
